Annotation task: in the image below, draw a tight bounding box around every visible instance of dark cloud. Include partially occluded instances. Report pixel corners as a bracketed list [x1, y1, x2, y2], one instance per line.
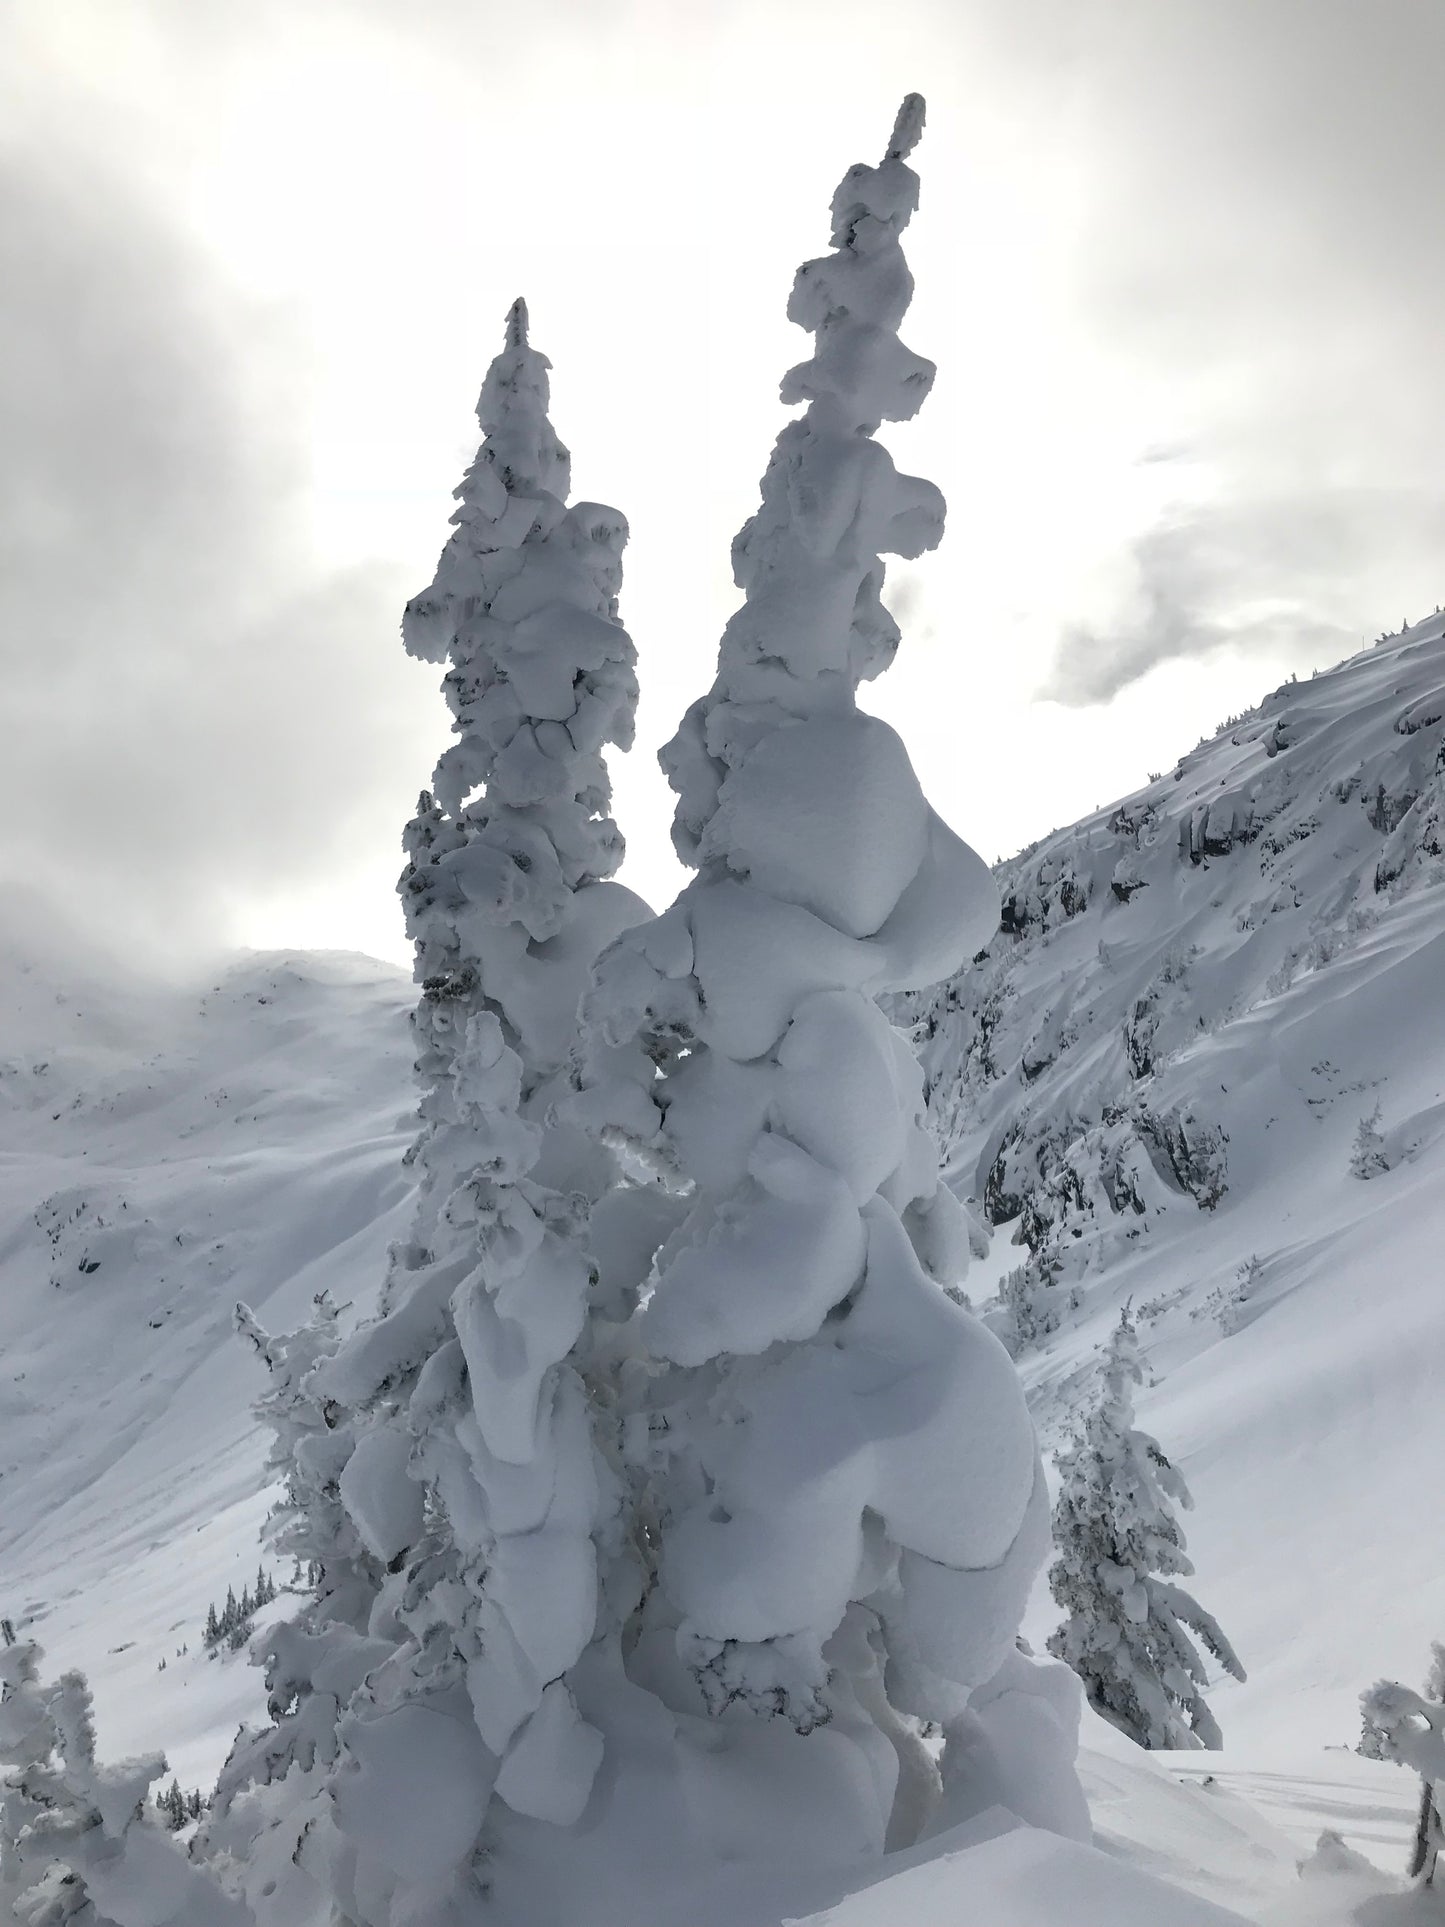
[0, 139, 433, 966]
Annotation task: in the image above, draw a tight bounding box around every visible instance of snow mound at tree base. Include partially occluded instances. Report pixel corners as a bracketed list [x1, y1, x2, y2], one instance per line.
[790, 1800, 1251, 1926]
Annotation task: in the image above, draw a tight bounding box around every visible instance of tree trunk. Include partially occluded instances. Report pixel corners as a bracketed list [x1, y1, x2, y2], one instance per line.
[1408, 1776, 1440, 1885]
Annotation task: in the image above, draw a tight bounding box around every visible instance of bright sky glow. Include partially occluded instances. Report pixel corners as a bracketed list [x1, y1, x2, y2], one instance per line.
[6, 0, 1443, 969]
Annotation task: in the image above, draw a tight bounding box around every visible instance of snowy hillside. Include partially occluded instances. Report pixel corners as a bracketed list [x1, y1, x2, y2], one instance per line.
[0, 941, 415, 1793]
[897, 612, 1445, 1817]
[1, 619, 1442, 1922]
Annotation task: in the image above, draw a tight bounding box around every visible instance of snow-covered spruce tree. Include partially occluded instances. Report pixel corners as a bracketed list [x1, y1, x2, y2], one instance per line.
[0, 1641, 248, 1925]
[385, 296, 643, 1267]
[1349, 1103, 1394, 1179]
[1047, 1311, 1245, 1749]
[574, 96, 1074, 1881]
[196, 1291, 389, 1868]
[233, 1292, 378, 1628]
[1360, 1642, 1445, 1886]
[218, 301, 648, 1924]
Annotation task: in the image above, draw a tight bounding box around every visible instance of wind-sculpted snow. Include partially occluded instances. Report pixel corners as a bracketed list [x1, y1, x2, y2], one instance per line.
[572, 94, 1070, 1883]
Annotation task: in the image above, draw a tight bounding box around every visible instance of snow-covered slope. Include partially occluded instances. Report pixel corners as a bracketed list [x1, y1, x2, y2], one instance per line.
[1, 617, 1442, 1922]
[897, 612, 1445, 1824]
[0, 941, 414, 1791]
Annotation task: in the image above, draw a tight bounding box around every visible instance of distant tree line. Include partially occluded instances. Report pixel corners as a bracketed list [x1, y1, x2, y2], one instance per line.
[202, 1566, 279, 1652]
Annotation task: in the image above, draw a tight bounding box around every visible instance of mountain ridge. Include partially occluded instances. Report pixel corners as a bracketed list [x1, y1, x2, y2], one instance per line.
[892, 612, 1445, 1787]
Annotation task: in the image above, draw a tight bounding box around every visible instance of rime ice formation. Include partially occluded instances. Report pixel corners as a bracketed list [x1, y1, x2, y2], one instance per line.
[578, 95, 1062, 1867]
[207, 304, 648, 1922]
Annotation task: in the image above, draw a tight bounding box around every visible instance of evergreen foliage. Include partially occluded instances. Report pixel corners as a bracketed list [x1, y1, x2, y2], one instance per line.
[154, 1778, 206, 1831]
[1047, 1310, 1245, 1749]
[201, 1568, 279, 1652]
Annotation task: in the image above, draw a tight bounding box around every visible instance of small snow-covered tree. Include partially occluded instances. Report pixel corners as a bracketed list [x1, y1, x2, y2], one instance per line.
[1350, 1103, 1394, 1179]
[157, 1778, 187, 1832]
[0, 1641, 248, 1925]
[197, 1294, 394, 1874]
[233, 1292, 378, 1630]
[574, 94, 1065, 1881]
[1360, 1642, 1445, 1886]
[1047, 1310, 1245, 1749]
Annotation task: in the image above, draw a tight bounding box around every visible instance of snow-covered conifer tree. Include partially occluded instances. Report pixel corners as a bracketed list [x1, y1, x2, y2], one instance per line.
[0, 1641, 248, 1925]
[1349, 1103, 1394, 1179]
[195, 1293, 389, 1862]
[1047, 1311, 1245, 1749]
[218, 301, 648, 1923]
[574, 95, 1066, 1878]
[1360, 1642, 1445, 1885]
[233, 1292, 377, 1629]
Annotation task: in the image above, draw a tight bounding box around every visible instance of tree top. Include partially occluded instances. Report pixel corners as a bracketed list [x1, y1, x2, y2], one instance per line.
[887, 94, 926, 162]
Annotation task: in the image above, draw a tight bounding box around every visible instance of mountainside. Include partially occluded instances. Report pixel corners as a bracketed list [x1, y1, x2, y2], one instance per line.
[896, 611, 1445, 1775]
[0, 943, 415, 1791]
[1, 620, 1442, 1920]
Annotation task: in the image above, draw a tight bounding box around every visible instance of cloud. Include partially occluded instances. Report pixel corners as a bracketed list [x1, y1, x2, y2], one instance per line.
[1023, 0, 1445, 708]
[0, 137, 435, 968]
[8, 0, 1445, 937]
[1042, 489, 1445, 707]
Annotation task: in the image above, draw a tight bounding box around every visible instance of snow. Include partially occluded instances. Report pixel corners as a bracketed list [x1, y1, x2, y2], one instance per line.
[893, 609, 1445, 1892]
[0, 943, 415, 1800]
[0, 636, 1441, 1921]
[1048, 1311, 1247, 1750]
[336, 1428, 424, 1566]
[789, 1815, 1253, 1927]
[4, 85, 1445, 1927]
[561, 104, 1071, 1889]
[640, 1132, 867, 1364]
[491, 1681, 602, 1826]
[701, 713, 930, 939]
[4, 609, 1444, 1920]
[247, 292, 656, 1919]
[332, 1702, 493, 1881]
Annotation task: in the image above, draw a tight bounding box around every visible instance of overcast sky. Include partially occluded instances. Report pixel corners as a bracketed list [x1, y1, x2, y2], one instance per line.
[5, 0, 1443, 971]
